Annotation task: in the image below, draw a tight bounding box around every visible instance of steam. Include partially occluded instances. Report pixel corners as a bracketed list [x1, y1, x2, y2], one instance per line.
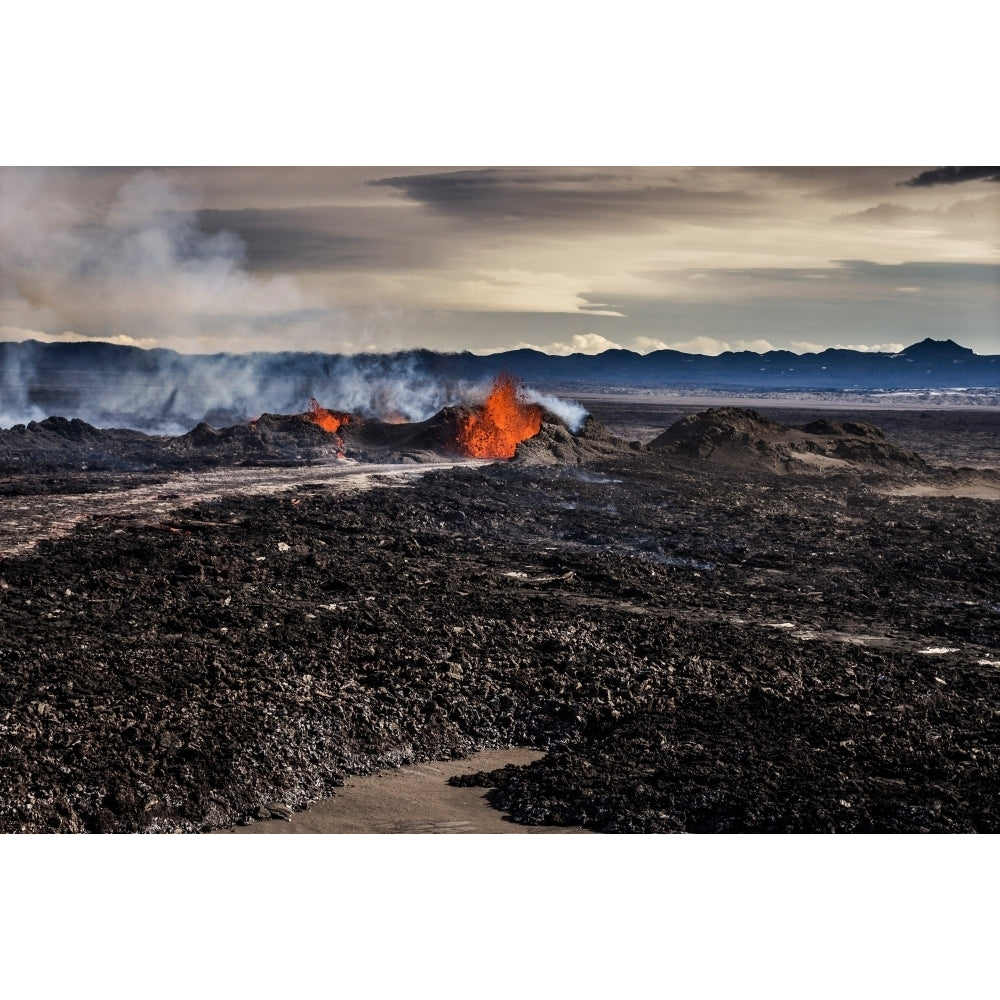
[0, 339, 594, 438]
[0, 347, 463, 434]
[0, 168, 338, 353]
[0, 169, 596, 435]
[523, 389, 589, 433]
[0, 344, 46, 427]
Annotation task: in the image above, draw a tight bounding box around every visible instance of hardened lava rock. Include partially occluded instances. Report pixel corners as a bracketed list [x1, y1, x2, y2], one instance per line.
[1, 405, 999, 832]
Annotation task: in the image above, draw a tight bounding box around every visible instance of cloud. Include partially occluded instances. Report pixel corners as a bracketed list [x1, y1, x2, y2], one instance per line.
[835, 196, 1000, 249]
[3, 168, 997, 359]
[899, 167, 1000, 188]
[0, 325, 156, 348]
[894, 287, 922, 293]
[833, 343, 905, 353]
[655, 337, 777, 356]
[196, 206, 437, 273]
[632, 336, 671, 354]
[631, 335, 779, 355]
[836, 202, 917, 224]
[510, 333, 624, 356]
[370, 168, 753, 229]
[732, 339, 777, 354]
[0, 168, 340, 353]
[789, 340, 903, 354]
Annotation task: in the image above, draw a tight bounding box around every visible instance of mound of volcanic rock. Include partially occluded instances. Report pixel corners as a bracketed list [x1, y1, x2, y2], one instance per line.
[0, 412, 366, 474]
[0, 404, 943, 483]
[0, 416, 162, 473]
[648, 408, 930, 476]
[340, 408, 473, 463]
[0, 402, 625, 473]
[512, 413, 640, 466]
[175, 413, 349, 466]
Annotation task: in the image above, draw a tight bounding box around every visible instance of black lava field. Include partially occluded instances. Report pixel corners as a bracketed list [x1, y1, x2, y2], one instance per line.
[1, 403, 999, 833]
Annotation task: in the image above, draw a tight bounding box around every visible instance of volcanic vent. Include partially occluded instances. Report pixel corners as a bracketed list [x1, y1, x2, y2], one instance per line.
[453, 374, 544, 459]
[0, 376, 607, 471]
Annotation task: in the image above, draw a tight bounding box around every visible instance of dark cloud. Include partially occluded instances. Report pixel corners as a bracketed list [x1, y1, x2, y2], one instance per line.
[740, 166, 917, 200]
[899, 166, 1000, 187]
[369, 168, 751, 225]
[638, 260, 1000, 288]
[831, 260, 1000, 286]
[197, 207, 437, 272]
[835, 201, 917, 224]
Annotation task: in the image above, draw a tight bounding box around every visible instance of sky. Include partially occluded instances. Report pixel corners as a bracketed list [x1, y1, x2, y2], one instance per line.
[1, 165, 997, 358]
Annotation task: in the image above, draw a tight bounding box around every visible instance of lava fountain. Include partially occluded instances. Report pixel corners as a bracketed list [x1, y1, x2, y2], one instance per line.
[306, 398, 352, 433]
[455, 374, 544, 460]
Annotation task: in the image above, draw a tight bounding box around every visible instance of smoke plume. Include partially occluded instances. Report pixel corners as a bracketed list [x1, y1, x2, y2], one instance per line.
[0, 168, 338, 353]
[522, 389, 589, 432]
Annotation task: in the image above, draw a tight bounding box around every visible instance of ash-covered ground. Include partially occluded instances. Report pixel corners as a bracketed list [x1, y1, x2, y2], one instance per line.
[1, 402, 999, 833]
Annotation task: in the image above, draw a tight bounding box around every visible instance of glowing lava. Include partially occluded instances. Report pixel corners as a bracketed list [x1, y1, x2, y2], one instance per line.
[455, 374, 543, 459]
[306, 398, 352, 433]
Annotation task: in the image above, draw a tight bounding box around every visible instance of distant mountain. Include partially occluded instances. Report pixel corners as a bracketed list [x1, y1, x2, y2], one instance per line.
[1, 337, 998, 431]
[899, 338, 977, 362]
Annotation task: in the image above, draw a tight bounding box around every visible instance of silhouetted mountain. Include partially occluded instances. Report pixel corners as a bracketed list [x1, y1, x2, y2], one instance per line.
[900, 338, 976, 362]
[1, 338, 997, 431]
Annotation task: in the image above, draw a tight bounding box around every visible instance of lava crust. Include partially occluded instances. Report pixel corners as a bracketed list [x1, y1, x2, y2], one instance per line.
[1, 405, 998, 833]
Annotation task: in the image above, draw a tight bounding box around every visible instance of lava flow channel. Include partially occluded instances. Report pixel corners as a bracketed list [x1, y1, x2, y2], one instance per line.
[455, 374, 543, 459]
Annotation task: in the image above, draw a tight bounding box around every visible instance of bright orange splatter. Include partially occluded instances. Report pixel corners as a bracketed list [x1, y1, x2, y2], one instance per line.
[455, 374, 543, 459]
[306, 398, 352, 433]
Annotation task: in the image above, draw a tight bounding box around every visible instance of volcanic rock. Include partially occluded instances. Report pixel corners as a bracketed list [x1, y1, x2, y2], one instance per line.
[339, 408, 464, 463]
[0, 417, 152, 472]
[512, 413, 639, 466]
[648, 407, 930, 475]
[0, 402, 999, 834]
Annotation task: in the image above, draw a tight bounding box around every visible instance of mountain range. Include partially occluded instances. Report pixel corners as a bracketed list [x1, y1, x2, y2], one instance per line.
[1, 337, 997, 431]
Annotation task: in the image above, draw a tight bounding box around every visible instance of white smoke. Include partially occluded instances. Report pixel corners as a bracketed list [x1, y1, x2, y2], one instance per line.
[0, 168, 339, 353]
[0, 343, 46, 427]
[0, 340, 471, 433]
[307, 355, 452, 422]
[523, 389, 589, 433]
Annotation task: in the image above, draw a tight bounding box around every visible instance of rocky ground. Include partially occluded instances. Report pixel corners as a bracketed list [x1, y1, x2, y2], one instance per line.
[1, 404, 998, 832]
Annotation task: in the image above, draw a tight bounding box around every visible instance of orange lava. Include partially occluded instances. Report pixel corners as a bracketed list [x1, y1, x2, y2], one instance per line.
[455, 374, 543, 459]
[306, 398, 352, 433]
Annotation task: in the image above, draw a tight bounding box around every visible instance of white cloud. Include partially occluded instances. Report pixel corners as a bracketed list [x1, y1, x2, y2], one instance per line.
[0, 326, 157, 348]
[655, 336, 777, 356]
[791, 339, 905, 354]
[659, 336, 731, 355]
[632, 336, 670, 354]
[894, 286, 922, 293]
[406, 270, 626, 317]
[510, 332, 624, 356]
[833, 342, 905, 353]
[737, 339, 778, 354]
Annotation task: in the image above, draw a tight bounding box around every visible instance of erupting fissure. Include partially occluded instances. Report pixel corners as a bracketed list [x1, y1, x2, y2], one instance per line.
[306, 398, 352, 434]
[455, 374, 544, 460]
